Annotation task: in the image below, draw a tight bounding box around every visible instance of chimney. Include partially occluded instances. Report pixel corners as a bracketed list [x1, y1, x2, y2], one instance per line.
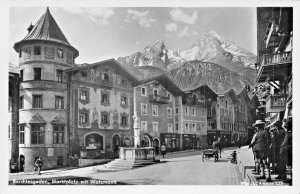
[27, 23, 34, 34]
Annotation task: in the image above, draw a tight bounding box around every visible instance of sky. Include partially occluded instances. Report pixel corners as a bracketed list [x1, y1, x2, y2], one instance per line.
[9, 7, 257, 65]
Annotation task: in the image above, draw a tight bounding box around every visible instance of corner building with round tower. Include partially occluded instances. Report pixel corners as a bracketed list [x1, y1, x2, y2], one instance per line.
[13, 8, 79, 172]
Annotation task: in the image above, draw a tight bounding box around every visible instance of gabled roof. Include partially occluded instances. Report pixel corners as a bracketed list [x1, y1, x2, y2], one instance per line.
[65, 58, 139, 86]
[224, 89, 238, 102]
[139, 73, 184, 96]
[237, 88, 250, 102]
[14, 7, 79, 57]
[184, 84, 218, 99]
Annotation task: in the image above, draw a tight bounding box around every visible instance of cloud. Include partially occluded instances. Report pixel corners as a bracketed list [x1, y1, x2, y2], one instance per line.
[165, 23, 177, 32]
[125, 9, 156, 28]
[178, 26, 198, 37]
[62, 7, 115, 25]
[170, 8, 198, 25]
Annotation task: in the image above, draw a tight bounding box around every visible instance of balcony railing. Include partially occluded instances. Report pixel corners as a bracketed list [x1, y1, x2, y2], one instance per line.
[265, 94, 286, 113]
[149, 94, 169, 104]
[261, 52, 292, 67]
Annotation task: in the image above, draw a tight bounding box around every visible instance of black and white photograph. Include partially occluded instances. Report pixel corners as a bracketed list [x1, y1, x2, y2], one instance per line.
[2, 0, 300, 193]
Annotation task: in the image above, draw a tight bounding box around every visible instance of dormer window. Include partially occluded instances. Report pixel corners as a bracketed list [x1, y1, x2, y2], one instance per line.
[34, 46, 41, 55]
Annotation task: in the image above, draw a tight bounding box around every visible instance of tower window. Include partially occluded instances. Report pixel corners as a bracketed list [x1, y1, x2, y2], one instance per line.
[56, 69, 63, 82]
[34, 46, 41, 55]
[57, 49, 64, 58]
[32, 95, 43, 108]
[34, 68, 42, 80]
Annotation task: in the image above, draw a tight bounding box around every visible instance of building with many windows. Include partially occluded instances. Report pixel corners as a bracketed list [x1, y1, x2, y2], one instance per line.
[256, 7, 292, 128]
[133, 73, 184, 153]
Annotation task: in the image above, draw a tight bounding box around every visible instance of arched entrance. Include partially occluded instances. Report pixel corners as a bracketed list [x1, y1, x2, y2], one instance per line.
[141, 136, 150, 147]
[112, 134, 121, 154]
[84, 133, 104, 150]
[153, 138, 160, 155]
[19, 155, 25, 172]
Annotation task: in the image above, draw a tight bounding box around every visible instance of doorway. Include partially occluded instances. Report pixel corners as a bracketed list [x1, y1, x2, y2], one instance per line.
[19, 155, 25, 172]
[112, 134, 120, 154]
[153, 138, 160, 155]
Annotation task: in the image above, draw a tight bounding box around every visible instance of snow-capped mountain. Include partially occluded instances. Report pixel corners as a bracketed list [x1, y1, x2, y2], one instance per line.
[117, 31, 258, 93]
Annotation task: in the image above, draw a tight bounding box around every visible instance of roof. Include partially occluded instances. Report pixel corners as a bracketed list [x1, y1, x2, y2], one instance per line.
[183, 84, 218, 98]
[139, 73, 184, 96]
[65, 58, 139, 85]
[14, 7, 79, 57]
[224, 89, 238, 102]
[9, 63, 19, 74]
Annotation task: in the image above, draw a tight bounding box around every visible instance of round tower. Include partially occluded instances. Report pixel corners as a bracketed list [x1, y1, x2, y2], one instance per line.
[13, 7, 79, 172]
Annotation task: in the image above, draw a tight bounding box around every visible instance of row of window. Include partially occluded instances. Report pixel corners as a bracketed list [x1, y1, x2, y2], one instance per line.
[184, 122, 201, 131]
[141, 104, 173, 117]
[80, 89, 128, 106]
[80, 112, 128, 126]
[19, 68, 63, 82]
[19, 124, 64, 145]
[19, 46, 73, 64]
[140, 121, 174, 133]
[19, 95, 64, 109]
[141, 86, 172, 102]
[182, 107, 206, 117]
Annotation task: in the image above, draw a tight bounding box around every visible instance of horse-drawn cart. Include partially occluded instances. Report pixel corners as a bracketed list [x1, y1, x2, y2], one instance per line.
[202, 147, 219, 162]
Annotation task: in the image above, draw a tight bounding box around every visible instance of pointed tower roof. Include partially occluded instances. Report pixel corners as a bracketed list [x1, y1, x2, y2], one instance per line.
[14, 7, 79, 57]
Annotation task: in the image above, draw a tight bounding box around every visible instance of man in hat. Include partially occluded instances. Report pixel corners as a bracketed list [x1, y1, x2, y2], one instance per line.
[269, 121, 285, 174]
[276, 118, 292, 183]
[249, 120, 271, 178]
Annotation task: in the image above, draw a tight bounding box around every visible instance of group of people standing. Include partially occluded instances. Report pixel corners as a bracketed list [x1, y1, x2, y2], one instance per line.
[249, 118, 292, 183]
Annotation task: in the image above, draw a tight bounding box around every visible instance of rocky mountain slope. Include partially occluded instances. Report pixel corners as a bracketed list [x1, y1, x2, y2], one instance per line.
[117, 31, 258, 94]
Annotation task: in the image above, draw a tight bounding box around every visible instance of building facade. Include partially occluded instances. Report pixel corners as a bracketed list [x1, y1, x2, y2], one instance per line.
[256, 7, 293, 128]
[66, 59, 139, 159]
[133, 73, 184, 153]
[13, 8, 80, 172]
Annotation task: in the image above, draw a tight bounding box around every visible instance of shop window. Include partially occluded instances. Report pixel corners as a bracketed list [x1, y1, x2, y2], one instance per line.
[55, 96, 64, 109]
[31, 124, 45, 144]
[33, 68, 42, 80]
[19, 125, 25, 144]
[32, 95, 43, 108]
[53, 125, 64, 144]
[34, 46, 41, 55]
[56, 69, 63, 82]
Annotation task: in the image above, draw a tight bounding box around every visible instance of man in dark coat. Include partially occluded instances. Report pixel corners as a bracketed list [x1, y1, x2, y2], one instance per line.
[249, 120, 271, 178]
[276, 118, 292, 182]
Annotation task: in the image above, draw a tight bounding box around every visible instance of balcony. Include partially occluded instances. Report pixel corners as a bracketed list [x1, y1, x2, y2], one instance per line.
[265, 94, 286, 113]
[257, 52, 292, 83]
[149, 94, 169, 104]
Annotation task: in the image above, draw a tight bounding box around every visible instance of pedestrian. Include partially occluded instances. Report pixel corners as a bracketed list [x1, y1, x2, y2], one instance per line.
[34, 157, 43, 175]
[275, 118, 292, 183]
[249, 120, 270, 179]
[161, 144, 166, 158]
